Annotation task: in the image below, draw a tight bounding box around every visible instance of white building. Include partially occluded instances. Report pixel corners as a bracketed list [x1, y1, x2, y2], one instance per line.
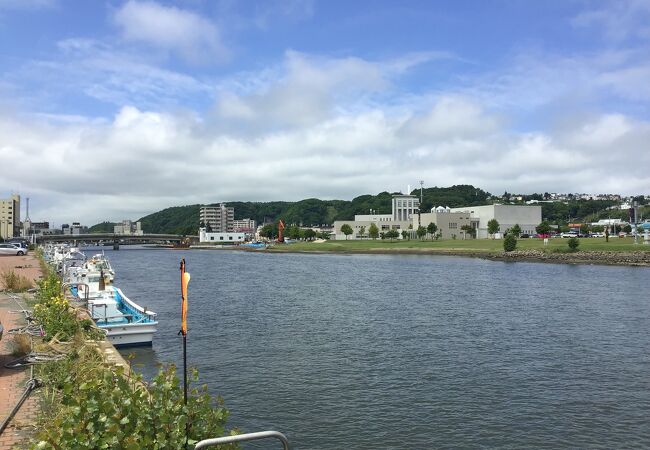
[415, 208, 475, 239]
[199, 228, 245, 244]
[449, 204, 541, 238]
[332, 194, 419, 240]
[114, 220, 143, 235]
[232, 218, 257, 233]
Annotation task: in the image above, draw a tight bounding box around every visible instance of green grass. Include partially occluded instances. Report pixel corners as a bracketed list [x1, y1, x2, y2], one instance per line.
[272, 237, 650, 254]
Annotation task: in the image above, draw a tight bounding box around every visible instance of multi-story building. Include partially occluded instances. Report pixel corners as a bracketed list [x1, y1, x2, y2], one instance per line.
[449, 204, 541, 238]
[416, 207, 475, 239]
[200, 204, 234, 232]
[0, 193, 20, 239]
[114, 220, 143, 235]
[332, 194, 419, 240]
[232, 218, 257, 233]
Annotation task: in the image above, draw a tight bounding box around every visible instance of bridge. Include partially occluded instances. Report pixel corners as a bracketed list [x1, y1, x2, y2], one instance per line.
[37, 233, 196, 249]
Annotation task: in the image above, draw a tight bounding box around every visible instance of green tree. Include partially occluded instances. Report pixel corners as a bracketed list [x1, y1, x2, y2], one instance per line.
[426, 222, 438, 239]
[340, 224, 353, 240]
[259, 223, 277, 239]
[380, 232, 386, 240]
[304, 229, 317, 240]
[536, 221, 551, 235]
[319, 230, 330, 240]
[487, 218, 500, 238]
[580, 223, 590, 235]
[368, 223, 379, 240]
[385, 229, 399, 241]
[510, 224, 521, 237]
[568, 237, 579, 251]
[416, 226, 427, 240]
[288, 225, 301, 240]
[503, 234, 517, 252]
[623, 224, 632, 233]
[461, 224, 475, 239]
[401, 230, 408, 240]
[358, 226, 366, 239]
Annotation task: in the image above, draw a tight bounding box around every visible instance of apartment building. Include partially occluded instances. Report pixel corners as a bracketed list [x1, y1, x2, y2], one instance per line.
[0, 194, 20, 239]
[200, 204, 234, 232]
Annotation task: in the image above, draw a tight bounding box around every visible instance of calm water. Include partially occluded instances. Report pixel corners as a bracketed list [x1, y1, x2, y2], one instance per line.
[99, 247, 650, 449]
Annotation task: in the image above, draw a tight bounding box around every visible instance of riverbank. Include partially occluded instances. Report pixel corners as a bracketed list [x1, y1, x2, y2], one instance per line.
[256, 237, 650, 267]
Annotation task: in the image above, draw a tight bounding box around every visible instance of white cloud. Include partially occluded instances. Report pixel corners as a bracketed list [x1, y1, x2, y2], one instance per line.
[572, 0, 650, 42]
[1, 97, 648, 226]
[113, 0, 228, 64]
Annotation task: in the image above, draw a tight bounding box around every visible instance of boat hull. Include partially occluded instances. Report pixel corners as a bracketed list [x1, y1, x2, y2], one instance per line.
[102, 322, 158, 347]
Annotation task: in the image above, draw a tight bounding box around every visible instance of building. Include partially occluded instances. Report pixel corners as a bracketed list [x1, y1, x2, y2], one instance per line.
[62, 222, 85, 235]
[199, 228, 245, 243]
[332, 194, 419, 240]
[449, 204, 541, 238]
[0, 194, 21, 239]
[232, 218, 257, 233]
[415, 207, 474, 239]
[114, 220, 143, 235]
[200, 204, 234, 232]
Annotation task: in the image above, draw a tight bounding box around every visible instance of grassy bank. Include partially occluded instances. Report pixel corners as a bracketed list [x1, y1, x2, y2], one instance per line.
[266, 237, 650, 255]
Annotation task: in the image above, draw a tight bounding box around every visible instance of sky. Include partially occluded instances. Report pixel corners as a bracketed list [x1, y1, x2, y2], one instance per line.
[0, 0, 649, 225]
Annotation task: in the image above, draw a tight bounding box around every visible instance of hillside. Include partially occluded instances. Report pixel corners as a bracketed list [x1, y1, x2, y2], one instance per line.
[93, 185, 641, 235]
[131, 185, 491, 234]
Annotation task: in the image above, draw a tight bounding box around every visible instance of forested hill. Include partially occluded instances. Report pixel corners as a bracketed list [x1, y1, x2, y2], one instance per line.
[133, 185, 492, 234]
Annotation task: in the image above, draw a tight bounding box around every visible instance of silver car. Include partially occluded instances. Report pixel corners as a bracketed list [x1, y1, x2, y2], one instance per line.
[0, 243, 27, 256]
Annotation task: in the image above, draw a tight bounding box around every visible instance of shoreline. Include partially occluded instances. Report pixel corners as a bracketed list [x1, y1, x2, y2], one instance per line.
[190, 244, 650, 267]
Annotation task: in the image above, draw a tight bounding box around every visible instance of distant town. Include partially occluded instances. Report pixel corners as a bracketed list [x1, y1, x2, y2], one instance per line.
[1, 189, 649, 243]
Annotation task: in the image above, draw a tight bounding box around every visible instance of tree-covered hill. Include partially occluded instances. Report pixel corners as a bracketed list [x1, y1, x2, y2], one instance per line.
[129, 185, 493, 234]
[88, 221, 116, 233]
[92, 185, 637, 234]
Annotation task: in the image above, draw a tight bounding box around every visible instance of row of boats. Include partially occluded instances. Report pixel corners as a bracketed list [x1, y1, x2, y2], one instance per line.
[44, 245, 157, 348]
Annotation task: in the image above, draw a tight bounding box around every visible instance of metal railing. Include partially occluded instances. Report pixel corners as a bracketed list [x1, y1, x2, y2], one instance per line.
[194, 430, 290, 449]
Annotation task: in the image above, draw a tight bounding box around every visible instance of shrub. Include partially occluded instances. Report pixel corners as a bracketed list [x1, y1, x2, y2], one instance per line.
[503, 234, 517, 252]
[32, 363, 237, 450]
[568, 237, 580, 251]
[0, 269, 33, 292]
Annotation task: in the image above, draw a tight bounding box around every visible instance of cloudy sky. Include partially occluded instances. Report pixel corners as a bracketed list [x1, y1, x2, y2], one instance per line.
[1, 0, 649, 225]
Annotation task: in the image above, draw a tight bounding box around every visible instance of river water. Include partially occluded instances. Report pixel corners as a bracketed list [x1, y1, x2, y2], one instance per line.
[100, 247, 650, 449]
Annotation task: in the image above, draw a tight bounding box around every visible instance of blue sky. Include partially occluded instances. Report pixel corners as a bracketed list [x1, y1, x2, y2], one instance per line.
[0, 0, 649, 224]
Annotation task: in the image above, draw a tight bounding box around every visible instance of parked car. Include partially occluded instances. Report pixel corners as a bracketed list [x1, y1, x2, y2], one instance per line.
[0, 243, 27, 256]
[561, 232, 579, 238]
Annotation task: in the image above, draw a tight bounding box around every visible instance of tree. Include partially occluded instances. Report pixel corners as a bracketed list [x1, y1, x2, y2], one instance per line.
[340, 224, 353, 240]
[461, 224, 475, 239]
[426, 222, 438, 239]
[385, 229, 399, 241]
[623, 224, 632, 233]
[580, 223, 590, 235]
[510, 224, 521, 237]
[503, 234, 517, 252]
[487, 219, 500, 238]
[358, 226, 366, 239]
[368, 223, 379, 240]
[401, 230, 408, 240]
[259, 223, 277, 239]
[304, 229, 317, 240]
[416, 226, 427, 240]
[380, 232, 386, 240]
[568, 237, 579, 251]
[319, 230, 330, 240]
[288, 225, 301, 240]
[536, 221, 551, 235]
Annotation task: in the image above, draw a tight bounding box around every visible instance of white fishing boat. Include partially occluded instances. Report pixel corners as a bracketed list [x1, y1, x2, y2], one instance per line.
[88, 287, 158, 348]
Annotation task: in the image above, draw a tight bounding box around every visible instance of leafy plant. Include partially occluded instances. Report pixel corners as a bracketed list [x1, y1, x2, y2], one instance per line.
[503, 234, 517, 252]
[568, 237, 580, 251]
[32, 363, 237, 450]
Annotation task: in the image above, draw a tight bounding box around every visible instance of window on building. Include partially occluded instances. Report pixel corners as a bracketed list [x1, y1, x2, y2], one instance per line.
[449, 223, 457, 229]
[220, 237, 224, 240]
[381, 225, 390, 230]
[210, 237, 214, 241]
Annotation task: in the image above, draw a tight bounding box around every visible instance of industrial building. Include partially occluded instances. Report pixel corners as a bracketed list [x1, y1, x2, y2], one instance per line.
[449, 204, 541, 238]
